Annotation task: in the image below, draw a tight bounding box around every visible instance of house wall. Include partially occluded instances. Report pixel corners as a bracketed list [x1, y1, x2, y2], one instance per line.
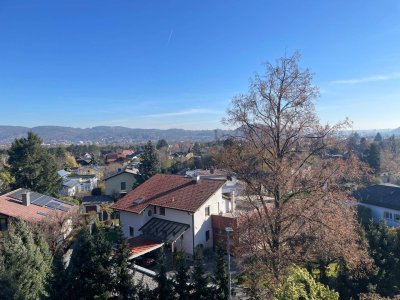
[359, 203, 400, 227]
[119, 206, 195, 255]
[118, 185, 224, 256]
[193, 187, 224, 251]
[105, 173, 137, 196]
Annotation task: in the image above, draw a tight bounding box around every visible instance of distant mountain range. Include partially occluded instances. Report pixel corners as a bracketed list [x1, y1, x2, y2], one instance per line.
[0, 125, 399, 146]
[0, 125, 234, 145]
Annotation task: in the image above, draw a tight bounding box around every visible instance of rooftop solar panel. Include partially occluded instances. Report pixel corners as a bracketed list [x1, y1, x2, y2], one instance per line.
[58, 206, 69, 212]
[46, 202, 61, 209]
[34, 196, 50, 207]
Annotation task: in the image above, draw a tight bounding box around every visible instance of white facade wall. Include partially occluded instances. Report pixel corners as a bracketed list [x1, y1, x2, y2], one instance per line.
[359, 203, 400, 227]
[105, 173, 137, 196]
[119, 206, 195, 255]
[193, 187, 224, 251]
[118, 186, 224, 256]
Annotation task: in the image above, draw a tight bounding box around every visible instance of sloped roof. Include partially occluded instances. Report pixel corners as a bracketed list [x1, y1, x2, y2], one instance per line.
[353, 184, 400, 211]
[111, 173, 225, 214]
[82, 195, 114, 204]
[139, 217, 190, 243]
[63, 179, 79, 188]
[0, 188, 77, 222]
[104, 168, 137, 181]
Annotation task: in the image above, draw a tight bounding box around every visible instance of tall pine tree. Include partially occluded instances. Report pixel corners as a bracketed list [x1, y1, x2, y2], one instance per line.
[8, 132, 61, 196]
[66, 225, 114, 299]
[139, 141, 160, 182]
[192, 251, 209, 300]
[214, 248, 229, 300]
[0, 218, 52, 300]
[174, 251, 190, 300]
[154, 248, 174, 300]
[112, 226, 136, 299]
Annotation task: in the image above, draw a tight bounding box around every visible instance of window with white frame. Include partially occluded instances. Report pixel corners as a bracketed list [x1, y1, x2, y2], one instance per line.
[205, 205, 210, 216]
[384, 211, 393, 220]
[395, 214, 400, 222]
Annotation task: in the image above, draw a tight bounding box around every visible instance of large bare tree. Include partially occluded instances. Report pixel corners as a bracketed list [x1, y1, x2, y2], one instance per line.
[219, 52, 369, 295]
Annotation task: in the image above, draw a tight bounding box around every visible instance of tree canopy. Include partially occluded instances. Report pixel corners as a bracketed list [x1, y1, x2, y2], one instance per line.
[8, 132, 61, 196]
[139, 140, 161, 181]
[219, 52, 368, 294]
[0, 218, 52, 300]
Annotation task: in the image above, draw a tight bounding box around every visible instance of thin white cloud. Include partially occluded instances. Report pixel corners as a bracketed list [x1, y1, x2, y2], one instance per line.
[331, 73, 400, 84]
[166, 29, 174, 46]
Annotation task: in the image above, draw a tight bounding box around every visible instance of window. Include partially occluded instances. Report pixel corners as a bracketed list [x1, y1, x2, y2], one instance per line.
[384, 211, 393, 220]
[153, 206, 157, 214]
[205, 230, 210, 242]
[121, 182, 126, 191]
[395, 214, 400, 222]
[160, 207, 165, 216]
[129, 226, 134, 237]
[148, 210, 152, 217]
[205, 206, 210, 216]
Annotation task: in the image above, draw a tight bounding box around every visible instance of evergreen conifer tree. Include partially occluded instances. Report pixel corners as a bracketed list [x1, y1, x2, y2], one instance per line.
[367, 143, 381, 173]
[154, 248, 174, 300]
[174, 251, 190, 300]
[67, 225, 114, 299]
[0, 218, 52, 300]
[214, 248, 229, 300]
[139, 141, 160, 182]
[112, 226, 136, 299]
[191, 251, 209, 300]
[8, 132, 61, 196]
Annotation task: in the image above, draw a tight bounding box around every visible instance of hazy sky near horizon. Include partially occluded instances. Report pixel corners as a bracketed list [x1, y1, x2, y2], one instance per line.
[1, 1, 400, 130]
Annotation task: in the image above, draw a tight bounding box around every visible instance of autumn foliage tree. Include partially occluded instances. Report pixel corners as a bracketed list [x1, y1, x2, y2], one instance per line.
[219, 52, 369, 294]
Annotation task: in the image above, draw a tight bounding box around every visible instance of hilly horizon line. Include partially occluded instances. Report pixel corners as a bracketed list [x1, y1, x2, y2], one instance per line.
[0, 125, 228, 131]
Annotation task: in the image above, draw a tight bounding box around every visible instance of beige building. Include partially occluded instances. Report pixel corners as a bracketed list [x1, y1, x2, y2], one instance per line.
[104, 168, 138, 199]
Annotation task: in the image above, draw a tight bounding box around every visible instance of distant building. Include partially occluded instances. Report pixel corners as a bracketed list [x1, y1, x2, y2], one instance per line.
[354, 184, 400, 227]
[82, 195, 114, 220]
[104, 168, 138, 199]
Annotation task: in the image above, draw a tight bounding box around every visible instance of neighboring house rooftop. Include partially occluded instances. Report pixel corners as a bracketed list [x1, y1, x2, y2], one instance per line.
[82, 195, 114, 205]
[58, 169, 70, 178]
[111, 173, 225, 214]
[63, 179, 79, 188]
[0, 188, 77, 222]
[354, 184, 400, 211]
[104, 168, 138, 181]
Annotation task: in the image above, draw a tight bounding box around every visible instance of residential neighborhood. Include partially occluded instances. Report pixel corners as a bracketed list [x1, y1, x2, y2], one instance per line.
[1, 1, 400, 300]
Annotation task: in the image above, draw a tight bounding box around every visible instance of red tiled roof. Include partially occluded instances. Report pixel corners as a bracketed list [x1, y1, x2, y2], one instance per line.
[0, 189, 76, 222]
[111, 173, 225, 214]
[127, 235, 163, 258]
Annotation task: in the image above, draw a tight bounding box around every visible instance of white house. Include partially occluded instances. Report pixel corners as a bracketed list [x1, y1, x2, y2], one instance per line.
[111, 173, 227, 257]
[355, 184, 400, 227]
[61, 179, 80, 197]
[104, 168, 138, 199]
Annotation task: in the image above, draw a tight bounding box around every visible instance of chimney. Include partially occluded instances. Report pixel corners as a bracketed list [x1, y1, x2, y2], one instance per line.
[21, 192, 31, 206]
[192, 174, 200, 183]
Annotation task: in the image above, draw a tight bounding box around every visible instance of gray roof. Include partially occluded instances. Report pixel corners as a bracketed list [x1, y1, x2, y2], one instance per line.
[58, 169, 70, 178]
[8, 188, 76, 213]
[63, 179, 79, 188]
[354, 184, 400, 211]
[82, 195, 114, 204]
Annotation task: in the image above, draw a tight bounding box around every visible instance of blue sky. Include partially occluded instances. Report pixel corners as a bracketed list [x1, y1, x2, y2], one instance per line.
[0, 1, 400, 130]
